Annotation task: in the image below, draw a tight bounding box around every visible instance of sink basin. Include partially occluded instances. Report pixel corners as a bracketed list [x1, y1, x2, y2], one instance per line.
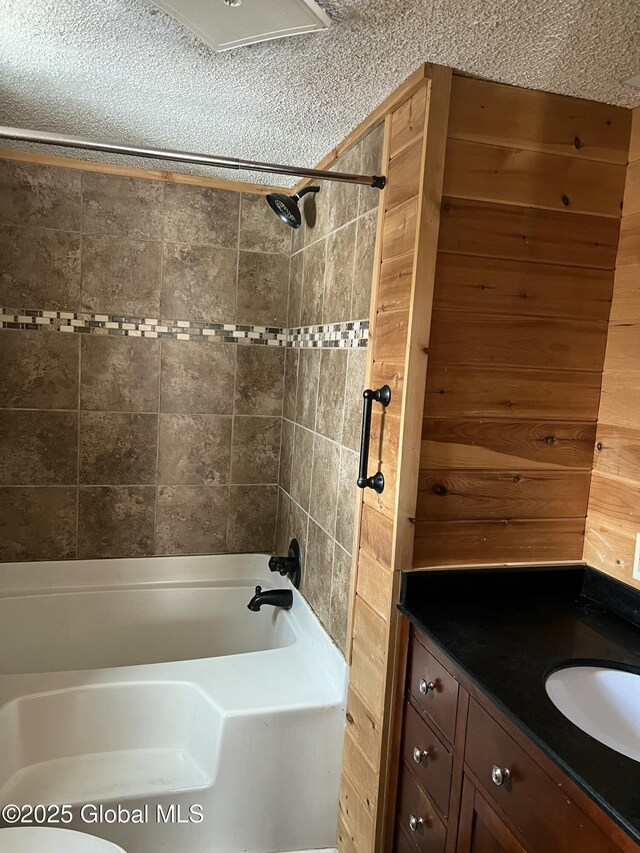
[545, 666, 640, 762]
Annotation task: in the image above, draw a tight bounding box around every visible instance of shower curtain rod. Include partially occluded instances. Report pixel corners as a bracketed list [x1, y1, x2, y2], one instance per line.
[0, 125, 386, 188]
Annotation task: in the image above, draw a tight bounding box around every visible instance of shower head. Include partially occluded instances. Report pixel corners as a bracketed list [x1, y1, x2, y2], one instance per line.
[266, 185, 320, 229]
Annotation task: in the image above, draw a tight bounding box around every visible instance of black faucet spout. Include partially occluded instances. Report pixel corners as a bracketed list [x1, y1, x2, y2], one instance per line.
[247, 585, 293, 612]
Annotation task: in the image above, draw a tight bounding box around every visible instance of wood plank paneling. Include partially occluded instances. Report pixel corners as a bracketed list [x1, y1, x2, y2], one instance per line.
[630, 109, 640, 162]
[381, 197, 418, 260]
[390, 85, 427, 158]
[429, 311, 607, 372]
[624, 159, 640, 217]
[370, 409, 400, 468]
[342, 729, 378, 816]
[413, 518, 585, 567]
[363, 460, 396, 519]
[584, 512, 640, 589]
[385, 138, 423, 211]
[371, 309, 409, 363]
[447, 76, 631, 164]
[416, 470, 591, 521]
[360, 502, 394, 568]
[444, 138, 626, 216]
[616, 211, 640, 266]
[422, 419, 596, 470]
[424, 366, 602, 421]
[593, 423, 640, 483]
[356, 549, 394, 620]
[585, 471, 640, 530]
[339, 776, 375, 853]
[598, 322, 640, 373]
[597, 371, 640, 430]
[346, 685, 383, 765]
[433, 253, 613, 322]
[438, 197, 620, 269]
[606, 264, 640, 323]
[378, 253, 414, 313]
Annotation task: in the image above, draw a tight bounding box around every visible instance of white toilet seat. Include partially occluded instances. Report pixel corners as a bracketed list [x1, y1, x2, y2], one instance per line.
[0, 827, 126, 852]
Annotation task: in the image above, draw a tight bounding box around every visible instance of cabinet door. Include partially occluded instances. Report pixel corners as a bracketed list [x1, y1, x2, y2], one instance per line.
[457, 777, 527, 853]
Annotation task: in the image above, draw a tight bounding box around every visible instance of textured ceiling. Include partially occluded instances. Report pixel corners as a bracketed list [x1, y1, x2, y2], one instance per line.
[1, 0, 639, 187]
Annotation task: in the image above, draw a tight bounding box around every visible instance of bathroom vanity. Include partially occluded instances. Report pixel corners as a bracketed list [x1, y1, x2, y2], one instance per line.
[393, 566, 640, 852]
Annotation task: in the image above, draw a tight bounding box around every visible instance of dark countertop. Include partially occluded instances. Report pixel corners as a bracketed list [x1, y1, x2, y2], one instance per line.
[399, 565, 640, 845]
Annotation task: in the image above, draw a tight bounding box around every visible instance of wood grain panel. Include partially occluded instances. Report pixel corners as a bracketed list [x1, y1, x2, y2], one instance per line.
[433, 253, 613, 322]
[350, 629, 386, 721]
[390, 85, 427, 158]
[346, 686, 383, 766]
[438, 198, 620, 269]
[624, 159, 640, 217]
[385, 139, 423, 212]
[630, 108, 640, 163]
[337, 815, 361, 853]
[585, 471, 640, 530]
[607, 264, 640, 324]
[416, 470, 590, 521]
[382, 197, 419, 260]
[363, 460, 396, 520]
[342, 729, 378, 817]
[370, 409, 400, 468]
[340, 775, 375, 853]
[447, 76, 631, 164]
[616, 212, 640, 266]
[357, 548, 394, 621]
[371, 309, 410, 363]
[593, 423, 640, 483]
[353, 594, 388, 663]
[584, 512, 640, 590]
[597, 371, 640, 430]
[378, 253, 414, 313]
[421, 419, 596, 471]
[369, 361, 404, 421]
[424, 366, 602, 421]
[600, 322, 640, 373]
[429, 311, 607, 372]
[413, 518, 585, 567]
[444, 138, 626, 217]
[360, 503, 394, 569]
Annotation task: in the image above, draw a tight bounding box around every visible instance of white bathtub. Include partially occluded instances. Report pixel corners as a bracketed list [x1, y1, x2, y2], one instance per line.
[0, 554, 347, 853]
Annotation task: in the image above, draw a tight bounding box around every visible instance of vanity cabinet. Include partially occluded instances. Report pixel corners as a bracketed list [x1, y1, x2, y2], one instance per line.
[393, 625, 638, 853]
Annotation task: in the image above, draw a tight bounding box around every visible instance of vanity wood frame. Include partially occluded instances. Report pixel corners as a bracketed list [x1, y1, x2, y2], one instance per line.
[393, 624, 638, 853]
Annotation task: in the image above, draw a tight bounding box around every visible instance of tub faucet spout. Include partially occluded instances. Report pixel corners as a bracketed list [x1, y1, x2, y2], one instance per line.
[247, 585, 293, 612]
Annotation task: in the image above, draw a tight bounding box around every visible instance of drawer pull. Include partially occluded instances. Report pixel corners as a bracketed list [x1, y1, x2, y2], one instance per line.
[412, 746, 429, 764]
[491, 765, 511, 786]
[419, 679, 435, 695]
[408, 814, 424, 832]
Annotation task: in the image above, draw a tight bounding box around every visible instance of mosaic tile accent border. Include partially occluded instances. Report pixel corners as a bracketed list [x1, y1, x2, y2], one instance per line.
[0, 309, 369, 348]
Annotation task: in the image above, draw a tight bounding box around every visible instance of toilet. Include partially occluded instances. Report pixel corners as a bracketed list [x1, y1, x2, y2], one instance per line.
[0, 827, 126, 852]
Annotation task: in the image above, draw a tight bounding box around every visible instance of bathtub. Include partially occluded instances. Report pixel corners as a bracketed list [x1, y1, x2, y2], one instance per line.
[0, 554, 347, 853]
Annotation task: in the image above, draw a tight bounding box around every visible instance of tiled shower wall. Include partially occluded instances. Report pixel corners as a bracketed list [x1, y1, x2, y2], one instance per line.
[0, 160, 290, 561]
[276, 124, 383, 652]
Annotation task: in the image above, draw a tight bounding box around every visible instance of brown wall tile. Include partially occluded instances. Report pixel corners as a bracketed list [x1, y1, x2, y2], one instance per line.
[309, 433, 340, 536]
[80, 412, 158, 485]
[290, 424, 314, 512]
[0, 226, 81, 310]
[0, 410, 78, 485]
[235, 345, 284, 416]
[237, 251, 289, 326]
[301, 240, 325, 326]
[240, 193, 291, 255]
[295, 349, 320, 429]
[158, 413, 231, 484]
[162, 244, 237, 322]
[342, 348, 367, 451]
[316, 348, 347, 442]
[156, 485, 229, 555]
[164, 184, 239, 248]
[303, 519, 333, 627]
[0, 331, 78, 409]
[276, 488, 308, 565]
[327, 146, 360, 233]
[227, 484, 278, 552]
[0, 486, 77, 561]
[0, 162, 81, 231]
[329, 543, 352, 653]
[288, 251, 303, 328]
[279, 418, 294, 493]
[82, 173, 163, 239]
[81, 335, 160, 412]
[81, 235, 162, 316]
[324, 221, 356, 323]
[352, 208, 377, 320]
[231, 416, 281, 484]
[78, 486, 155, 558]
[359, 123, 385, 215]
[160, 339, 235, 414]
[335, 447, 359, 552]
[283, 348, 299, 421]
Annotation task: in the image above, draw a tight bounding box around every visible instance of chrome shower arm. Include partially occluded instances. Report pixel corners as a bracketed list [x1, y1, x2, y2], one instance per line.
[0, 125, 386, 188]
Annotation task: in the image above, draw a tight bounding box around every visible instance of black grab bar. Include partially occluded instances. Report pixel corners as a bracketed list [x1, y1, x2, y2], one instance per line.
[357, 385, 391, 494]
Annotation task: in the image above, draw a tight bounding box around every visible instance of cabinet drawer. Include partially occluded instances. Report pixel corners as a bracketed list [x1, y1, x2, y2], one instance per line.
[395, 826, 418, 853]
[397, 765, 447, 853]
[465, 698, 621, 853]
[402, 701, 453, 816]
[409, 634, 459, 744]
